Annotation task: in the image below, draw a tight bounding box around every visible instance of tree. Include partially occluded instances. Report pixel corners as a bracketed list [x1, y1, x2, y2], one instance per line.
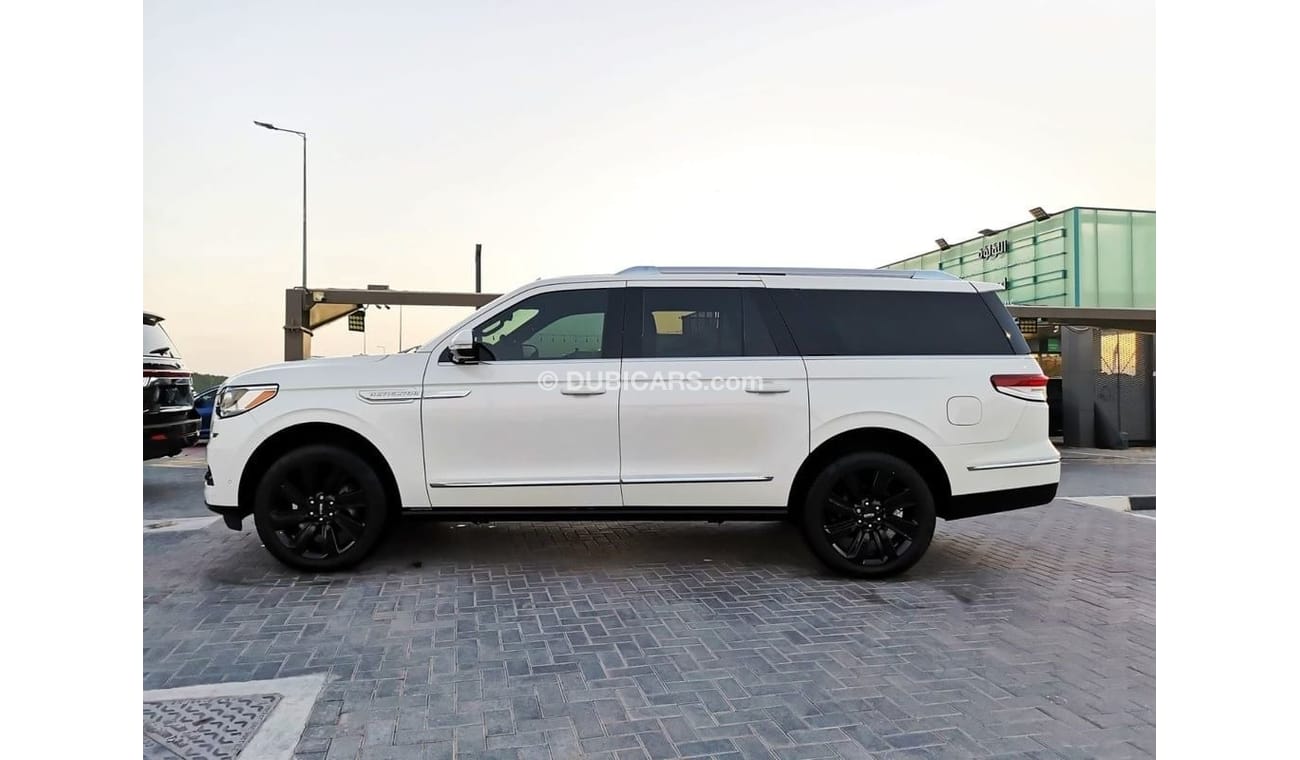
[191, 373, 227, 392]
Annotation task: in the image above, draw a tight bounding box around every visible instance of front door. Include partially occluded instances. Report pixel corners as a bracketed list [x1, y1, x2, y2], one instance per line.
[618, 284, 809, 508]
[422, 283, 625, 508]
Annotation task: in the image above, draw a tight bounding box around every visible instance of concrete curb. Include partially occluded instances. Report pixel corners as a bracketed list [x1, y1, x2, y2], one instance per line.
[144, 516, 220, 533]
[1129, 495, 1156, 510]
[143, 673, 328, 760]
[1065, 495, 1156, 512]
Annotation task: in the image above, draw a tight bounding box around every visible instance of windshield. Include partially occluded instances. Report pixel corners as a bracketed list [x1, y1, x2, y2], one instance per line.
[143, 322, 181, 358]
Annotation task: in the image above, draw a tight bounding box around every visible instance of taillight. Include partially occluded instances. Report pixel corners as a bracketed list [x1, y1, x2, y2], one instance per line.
[991, 373, 1048, 402]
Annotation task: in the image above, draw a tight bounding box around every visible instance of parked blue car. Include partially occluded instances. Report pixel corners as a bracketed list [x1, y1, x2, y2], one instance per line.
[193, 387, 218, 442]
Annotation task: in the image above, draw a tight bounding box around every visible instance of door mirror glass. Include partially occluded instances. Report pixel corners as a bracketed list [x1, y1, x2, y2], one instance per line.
[449, 330, 479, 364]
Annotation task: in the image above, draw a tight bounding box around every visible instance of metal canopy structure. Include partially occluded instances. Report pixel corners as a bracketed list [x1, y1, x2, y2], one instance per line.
[1006, 305, 1155, 333]
[284, 287, 502, 361]
[285, 287, 1156, 361]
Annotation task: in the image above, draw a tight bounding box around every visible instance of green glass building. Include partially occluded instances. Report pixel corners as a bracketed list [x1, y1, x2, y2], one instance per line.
[883, 207, 1155, 309]
[885, 207, 1156, 447]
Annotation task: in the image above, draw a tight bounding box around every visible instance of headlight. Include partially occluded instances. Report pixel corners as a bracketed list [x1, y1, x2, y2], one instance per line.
[216, 384, 278, 418]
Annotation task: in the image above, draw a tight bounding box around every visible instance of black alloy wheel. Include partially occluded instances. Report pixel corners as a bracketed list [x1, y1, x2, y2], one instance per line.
[253, 444, 389, 571]
[801, 451, 936, 578]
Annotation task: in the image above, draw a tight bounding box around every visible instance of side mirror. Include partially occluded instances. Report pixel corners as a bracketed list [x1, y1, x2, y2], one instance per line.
[448, 330, 479, 364]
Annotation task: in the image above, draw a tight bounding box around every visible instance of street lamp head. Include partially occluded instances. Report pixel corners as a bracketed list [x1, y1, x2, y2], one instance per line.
[253, 120, 276, 130]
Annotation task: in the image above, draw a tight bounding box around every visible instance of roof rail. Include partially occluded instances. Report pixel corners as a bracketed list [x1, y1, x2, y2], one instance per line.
[615, 265, 957, 280]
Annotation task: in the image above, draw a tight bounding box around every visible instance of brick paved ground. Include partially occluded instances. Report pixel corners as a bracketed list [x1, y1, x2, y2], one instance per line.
[143, 501, 1154, 759]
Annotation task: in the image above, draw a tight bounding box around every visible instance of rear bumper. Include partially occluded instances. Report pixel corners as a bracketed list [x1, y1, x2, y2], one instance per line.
[143, 413, 199, 459]
[940, 482, 1059, 520]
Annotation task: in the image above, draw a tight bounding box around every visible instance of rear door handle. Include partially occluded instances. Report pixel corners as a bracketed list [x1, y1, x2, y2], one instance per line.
[746, 382, 791, 394]
[561, 386, 606, 396]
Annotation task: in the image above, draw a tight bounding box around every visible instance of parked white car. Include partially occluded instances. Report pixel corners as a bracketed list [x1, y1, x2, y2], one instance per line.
[205, 266, 1059, 577]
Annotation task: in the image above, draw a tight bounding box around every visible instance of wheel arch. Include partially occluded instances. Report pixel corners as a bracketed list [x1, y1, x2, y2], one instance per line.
[238, 422, 402, 516]
[787, 427, 953, 520]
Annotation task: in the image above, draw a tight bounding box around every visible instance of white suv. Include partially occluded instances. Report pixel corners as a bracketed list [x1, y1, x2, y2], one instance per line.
[205, 266, 1059, 578]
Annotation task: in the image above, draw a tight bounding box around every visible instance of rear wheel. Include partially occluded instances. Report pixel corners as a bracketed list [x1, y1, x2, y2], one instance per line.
[801, 451, 936, 578]
[253, 444, 390, 571]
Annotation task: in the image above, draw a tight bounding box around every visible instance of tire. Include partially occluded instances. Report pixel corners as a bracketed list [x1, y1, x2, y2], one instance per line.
[253, 444, 390, 571]
[801, 451, 937, 579]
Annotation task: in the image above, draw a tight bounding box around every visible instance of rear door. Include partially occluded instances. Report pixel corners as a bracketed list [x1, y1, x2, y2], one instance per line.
[618, 283, 809, 508]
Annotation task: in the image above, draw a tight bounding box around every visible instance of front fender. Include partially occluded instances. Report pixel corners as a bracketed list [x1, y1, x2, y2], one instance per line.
[233, 393, 428, 508]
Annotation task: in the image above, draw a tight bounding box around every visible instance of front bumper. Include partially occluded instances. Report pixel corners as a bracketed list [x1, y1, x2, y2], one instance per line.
[205, 464, 249, 530]
[203, 413, 252, 530]
[206, 498, 249, 530]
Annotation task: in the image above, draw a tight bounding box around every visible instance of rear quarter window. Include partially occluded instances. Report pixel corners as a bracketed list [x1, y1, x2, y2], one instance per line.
[978, 291, 1032, 354]
[769, 288, 1026, 356]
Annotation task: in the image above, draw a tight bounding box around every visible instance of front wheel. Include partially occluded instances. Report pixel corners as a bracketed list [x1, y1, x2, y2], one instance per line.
[801, 452, 936, 578]
[253, 444, 390, 571]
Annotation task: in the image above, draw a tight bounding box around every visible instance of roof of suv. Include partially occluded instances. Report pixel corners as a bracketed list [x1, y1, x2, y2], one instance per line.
[607, 266, 996, 293]
[615, 266, 959, 280]
[493, 267, 998, 299]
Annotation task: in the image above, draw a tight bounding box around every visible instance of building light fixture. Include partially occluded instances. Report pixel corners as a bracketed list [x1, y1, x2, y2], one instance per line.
[935, 238, 951, 250]
[1029, 207, 1050, 221]
[979, 228, 996, 236]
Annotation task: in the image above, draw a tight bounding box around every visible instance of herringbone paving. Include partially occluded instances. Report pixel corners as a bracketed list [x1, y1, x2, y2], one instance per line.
[143, 501, 1154, 759]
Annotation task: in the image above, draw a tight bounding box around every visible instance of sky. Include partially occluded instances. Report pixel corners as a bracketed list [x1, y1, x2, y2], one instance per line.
[144, 0, 1154, 375]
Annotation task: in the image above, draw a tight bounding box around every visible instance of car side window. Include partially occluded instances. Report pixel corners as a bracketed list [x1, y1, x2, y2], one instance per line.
[472, 288, 613, 361]
[626, 287, 784, 359]
[633, 288, 742, 358]
[768, 288, 1020, 356]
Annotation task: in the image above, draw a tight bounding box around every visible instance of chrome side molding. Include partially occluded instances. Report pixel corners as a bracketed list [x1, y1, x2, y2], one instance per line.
[620, 474, 775, 484]
[429, 477, 619, 488]
[429, 474, 774, 488]
[360, 388, 471, 403]
[423, 389, 472, 399]
[966, 457, 1060, 471]
[358, 388, 420, 403]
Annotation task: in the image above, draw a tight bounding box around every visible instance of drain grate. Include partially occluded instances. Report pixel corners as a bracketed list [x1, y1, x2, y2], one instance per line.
[143, 694, 280, 759]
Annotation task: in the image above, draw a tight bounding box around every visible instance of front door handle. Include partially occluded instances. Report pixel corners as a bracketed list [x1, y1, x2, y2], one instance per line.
[561, 386, 606, 396]
[746, 382, 791, 394]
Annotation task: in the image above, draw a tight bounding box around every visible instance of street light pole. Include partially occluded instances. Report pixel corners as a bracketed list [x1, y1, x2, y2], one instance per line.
[254, 120, 308, 287]
[301, 133, 307, 288]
